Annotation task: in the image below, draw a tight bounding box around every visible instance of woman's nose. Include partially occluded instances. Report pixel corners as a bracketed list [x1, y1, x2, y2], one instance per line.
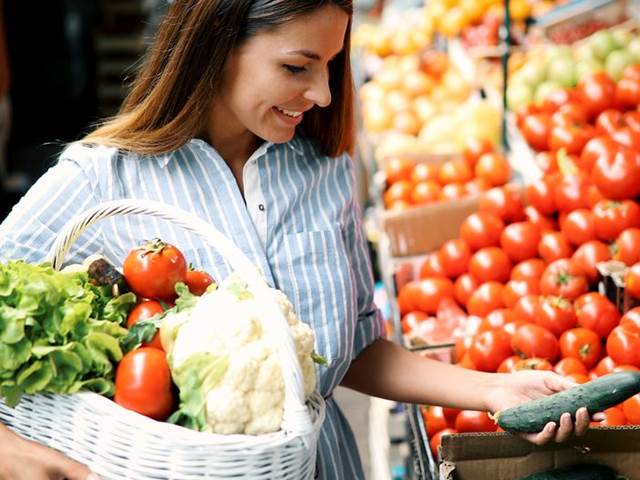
[304, 70, 331, 108]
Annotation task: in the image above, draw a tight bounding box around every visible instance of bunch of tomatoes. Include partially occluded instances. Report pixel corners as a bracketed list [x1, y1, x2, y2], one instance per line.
[399, 67, 640, 454]
[382, 140, 511, 211]
[114, 239, 214, 421]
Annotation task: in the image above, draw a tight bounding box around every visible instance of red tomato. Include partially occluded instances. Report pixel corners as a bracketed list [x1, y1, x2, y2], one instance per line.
[413, 277, 455, 314]
[455, 410, 496, 433]
[561, 209, 597, 246]
[526, 179, 557, 215]
[595, 109, 625, 135]
[554, 357, 588, 376]
[553, 174, 591, 213]
[574, 293, 620, 339]
[571, 240, 611, 284]
[539, 258, 588, 300]
[474, 152, 511, 187]
[593, 200, 640, 241]
[465, 177, 492, 196]
[578, 73, 617, 119]
[609, 126, 640, 150]
[185, 269, 215, 296]
[398, 281, 421, 315]
[469, 329, 513, 372]
[114, 347, 175, 421]
[468, 247, 512, 284]
[384, 180, 413, 207]
[500, 222, 541, 263]
[478, 186, 525, 223]
[620, 307, 640, 333]
[513, 358, 554, 371]
[439, 183, 467, 201]
[521, 113, 552, 151]
[511, 323, 560, 362]
[385, 156, 415, 184]
[479, 308, 516, 332]
[466, 281, 505, 317]
[591, 147, 640, 201]
[535, 152, 558, 174]
[595, 356, 618, 377]
[423, 405, 451, 438]
[559, 328, 602, 369]
[512, 295, 541, 324]
[626, 263, 640, 298]
[462, 138, 493, 168]
[411, 162, 439, 184]
[459, 212, 505, 251]
[548, 123, 594, 155]
[616, 76, 640, 109]
[607, 325, 640, 367]
[566, 372, 590, 384]
[511, 259, 546, 282]
[126, 300, 165, 350]
[591, 407, 627, 427]
[123, 240, 188, 300]
[502, 279, 539, 308]
[401, 311, 428, 334]
[419, 252, 446, 279]
[624, 111, 640, 132]
[552, 103, 589, 127]
[430, 428, 457, 458]
[439, 160, 473, 185]
[536, 296, 577, 337]
[442, 407, 461, 424]
[538, 232, 574, 263]
[622, 394, 640, 425]
[612, 228, 640, 266]
[454, 273, 478, 307]
[439, 239, 471, 279]
[411, 180, 441, 205]
[580, 136, 617, 172]
[498, 355, 521, 373]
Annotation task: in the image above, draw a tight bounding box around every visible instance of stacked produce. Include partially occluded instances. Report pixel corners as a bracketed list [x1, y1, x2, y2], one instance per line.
[382, 140, 510, 211]
[400, 63, 640, 455]
[0, 240, 322, 436]
[508, 27, 640, 111]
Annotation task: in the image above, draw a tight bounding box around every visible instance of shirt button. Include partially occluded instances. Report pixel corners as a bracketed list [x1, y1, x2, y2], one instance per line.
[258, 204, 265, 212]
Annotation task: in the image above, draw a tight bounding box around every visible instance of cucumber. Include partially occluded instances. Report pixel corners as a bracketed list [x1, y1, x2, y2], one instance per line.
[497, 371, 640, 433]
[518, 464, 617, 480]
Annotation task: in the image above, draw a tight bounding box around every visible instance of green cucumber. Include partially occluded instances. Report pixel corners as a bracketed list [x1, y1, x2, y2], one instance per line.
[518, 464, 617, 480]
[497, 371, 640, 433]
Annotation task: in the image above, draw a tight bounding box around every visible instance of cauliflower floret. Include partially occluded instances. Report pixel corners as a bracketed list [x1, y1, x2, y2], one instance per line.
[163, 275, 319, 435]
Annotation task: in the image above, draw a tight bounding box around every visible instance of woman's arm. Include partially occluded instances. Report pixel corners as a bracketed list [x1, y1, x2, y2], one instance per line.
[341, 338, 592, 445]
[341, 338, 495, 410]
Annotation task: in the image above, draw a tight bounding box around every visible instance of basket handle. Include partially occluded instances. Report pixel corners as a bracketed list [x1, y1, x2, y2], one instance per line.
[47, 199, 313, 437]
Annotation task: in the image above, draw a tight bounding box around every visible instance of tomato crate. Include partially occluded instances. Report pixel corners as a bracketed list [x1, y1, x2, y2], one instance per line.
[598, 260, 640, 313]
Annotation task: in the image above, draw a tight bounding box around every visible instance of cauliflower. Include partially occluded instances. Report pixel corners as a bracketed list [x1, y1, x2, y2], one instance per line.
[162, 276, 319, 435]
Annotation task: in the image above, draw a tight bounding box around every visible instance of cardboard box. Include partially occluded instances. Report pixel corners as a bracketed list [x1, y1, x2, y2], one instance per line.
[439, 427, 640, 480]
[380, 195, 480, 258]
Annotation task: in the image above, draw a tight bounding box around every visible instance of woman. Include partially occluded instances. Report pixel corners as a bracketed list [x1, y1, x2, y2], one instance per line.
[0, 1, 592, 479]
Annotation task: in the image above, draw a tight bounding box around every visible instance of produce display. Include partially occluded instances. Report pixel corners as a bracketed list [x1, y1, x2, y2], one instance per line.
[0, 240, 323, 437]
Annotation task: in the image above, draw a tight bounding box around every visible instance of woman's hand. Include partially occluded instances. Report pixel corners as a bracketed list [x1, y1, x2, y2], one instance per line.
[485, 370, 596, 446]
[0, 424, 99, 480]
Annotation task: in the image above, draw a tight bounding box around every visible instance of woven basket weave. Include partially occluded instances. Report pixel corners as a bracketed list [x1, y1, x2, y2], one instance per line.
[0, 200, 326, 480]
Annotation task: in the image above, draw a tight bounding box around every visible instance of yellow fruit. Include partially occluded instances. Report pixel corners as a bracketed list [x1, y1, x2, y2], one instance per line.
[402, 71, 434, 97]
[364, 102, 392, 132]
[385, 90, 412, 114]
[509, 0, 531, 22]
[413, 96, 438, 123]
[370, 31, 393, 58]
[393, 111, 422, 136]
[439, 7, 468, 37]
[374, 68, 403, 90]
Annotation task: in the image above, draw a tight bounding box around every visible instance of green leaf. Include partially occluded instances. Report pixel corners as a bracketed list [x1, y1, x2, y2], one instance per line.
[311, 351, 328, 366]
[0, 338, 31, 372]
[0, 304, 27, 344]
[84, 332, 123, 364]
[0, 266, 16, 297]
[16, 360, 53, 394]
[0, 381, 23, 407]
[174, 283, 198, 311]
[169, 353, 229, 431]
[226, 279, 253, 301]
[120, 316, 163, 353]
[102, 293, 137, 324]
[72, 378, 114, 397]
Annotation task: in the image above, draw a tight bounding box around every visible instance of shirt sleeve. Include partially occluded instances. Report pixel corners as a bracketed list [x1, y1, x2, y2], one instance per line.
[0, 147, 104, 265]
[342, 158, 386, 360]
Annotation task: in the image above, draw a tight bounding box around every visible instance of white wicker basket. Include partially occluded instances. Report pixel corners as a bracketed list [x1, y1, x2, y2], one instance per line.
[0, 199, 326, 480]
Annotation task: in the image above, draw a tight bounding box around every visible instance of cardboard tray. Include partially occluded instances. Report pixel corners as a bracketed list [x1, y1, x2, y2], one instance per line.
[439, 427, 640, 480]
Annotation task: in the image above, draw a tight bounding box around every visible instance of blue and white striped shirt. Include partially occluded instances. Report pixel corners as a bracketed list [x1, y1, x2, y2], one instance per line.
[0, 135, 384, 479]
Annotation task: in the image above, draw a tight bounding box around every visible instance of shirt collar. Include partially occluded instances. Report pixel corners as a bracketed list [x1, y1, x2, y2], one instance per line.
[153, 136, 304, 169]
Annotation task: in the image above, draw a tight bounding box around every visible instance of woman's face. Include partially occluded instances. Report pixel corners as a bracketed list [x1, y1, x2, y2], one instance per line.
[214, 5, 349, 144]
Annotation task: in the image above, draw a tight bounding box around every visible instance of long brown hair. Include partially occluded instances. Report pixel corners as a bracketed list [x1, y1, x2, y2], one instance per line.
[82, 0, 354, 157]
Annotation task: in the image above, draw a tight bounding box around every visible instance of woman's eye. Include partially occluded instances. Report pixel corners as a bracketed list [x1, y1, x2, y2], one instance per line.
[283, 64, 307, 74]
